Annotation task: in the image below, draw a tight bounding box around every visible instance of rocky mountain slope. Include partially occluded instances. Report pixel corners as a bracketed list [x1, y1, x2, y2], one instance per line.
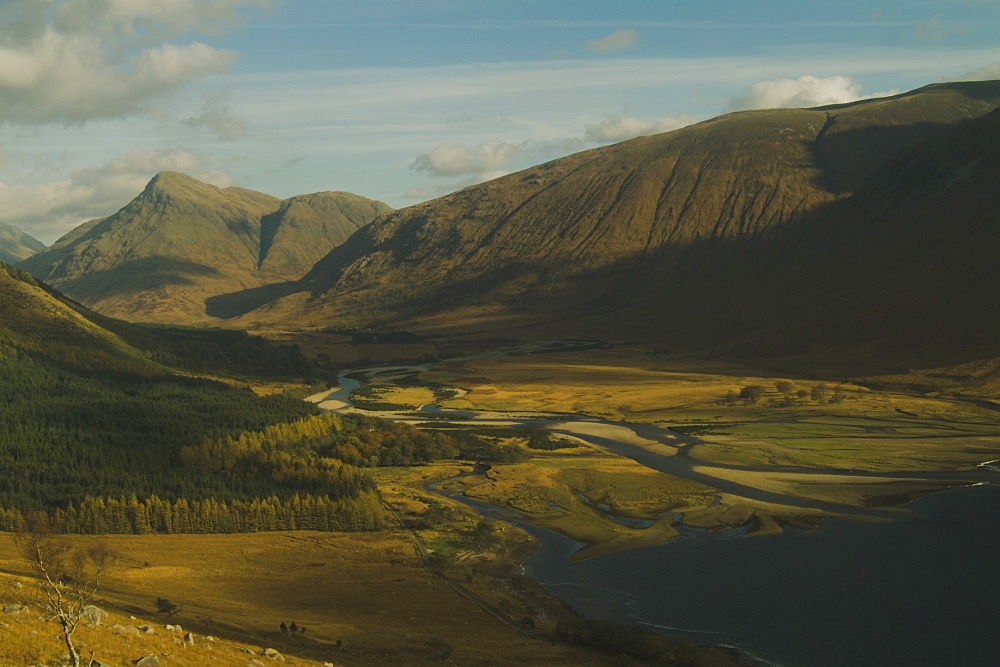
[21, 172, 391, 323]
[0, 221, 45, 264]
[223, 81, 1000, 375]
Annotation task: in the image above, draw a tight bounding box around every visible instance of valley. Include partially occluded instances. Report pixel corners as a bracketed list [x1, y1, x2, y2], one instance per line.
[3, 77, 1000, 666]
[298, 336, 1000, 663]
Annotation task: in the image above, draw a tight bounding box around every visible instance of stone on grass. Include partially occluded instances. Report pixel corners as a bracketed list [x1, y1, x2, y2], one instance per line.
[134, 656, 161, 667]
[3, 604, 25, 615]
[81, 605, 107, 625]
[183, 631, 195, 645]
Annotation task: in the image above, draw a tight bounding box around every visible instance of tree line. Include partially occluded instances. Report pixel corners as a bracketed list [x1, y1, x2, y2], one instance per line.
[0, 492, 385, 534]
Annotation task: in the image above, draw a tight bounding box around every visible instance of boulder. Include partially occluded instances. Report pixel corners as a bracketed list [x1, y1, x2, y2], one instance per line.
[2, 604, 25, 615]
[113, 624, 141, 636]
[183, 631, 195, 646]
[263, 647, 286, 661]
[134, 656, 161, 667]
[138, 624, 155, 634]
[81, 605, 107, 625]
[164, 624, 182, 632]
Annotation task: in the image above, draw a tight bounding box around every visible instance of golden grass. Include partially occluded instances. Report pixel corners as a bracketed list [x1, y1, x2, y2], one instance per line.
[0, 578, 291, 667]
[363, 385, 437, 408]
[688, 420, 1000, 471]
[691, 466, 962, 507]
[437, 452, 716, 558]
[428, 346, 880, 421]
[0, 530, 610, 666]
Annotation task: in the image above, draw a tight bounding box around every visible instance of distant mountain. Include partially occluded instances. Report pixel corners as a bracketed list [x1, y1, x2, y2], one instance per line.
[0, 221, 45, 264]
[223, 81, 1000, 375]
[20, 172, 391, 323]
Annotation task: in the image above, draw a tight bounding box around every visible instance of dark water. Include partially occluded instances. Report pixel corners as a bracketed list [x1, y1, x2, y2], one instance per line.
[513, 484, 1000, 667]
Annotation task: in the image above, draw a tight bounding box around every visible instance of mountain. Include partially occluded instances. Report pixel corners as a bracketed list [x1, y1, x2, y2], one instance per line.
[0, 221, 45, 264]
[0, 261, 154, 371]
[20, 172, 391, 323]
[222, 81, 1000, 375]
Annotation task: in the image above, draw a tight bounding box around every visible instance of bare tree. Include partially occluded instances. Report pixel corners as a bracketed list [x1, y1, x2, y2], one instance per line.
[14, 515, 116, 667]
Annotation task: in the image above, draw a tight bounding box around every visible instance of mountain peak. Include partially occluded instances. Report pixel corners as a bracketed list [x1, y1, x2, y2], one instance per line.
[21, 175, 391, 323]
[142, 171, 224, 200]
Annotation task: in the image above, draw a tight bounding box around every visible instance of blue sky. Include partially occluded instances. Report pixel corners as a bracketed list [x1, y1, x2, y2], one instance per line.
[1, 0, 998, 243]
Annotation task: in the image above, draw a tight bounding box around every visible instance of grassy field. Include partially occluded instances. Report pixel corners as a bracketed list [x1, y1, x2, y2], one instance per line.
[0, 577, 294, 667]
[442, 452, 716, 559]
[424, 346, 1000, 469]
[404, 346, 1000, 528]
[0, 529, 611, 666]
[685, 416, 1000, 471]
[378, 447, 842, 561]
[427, 347, 883, 421]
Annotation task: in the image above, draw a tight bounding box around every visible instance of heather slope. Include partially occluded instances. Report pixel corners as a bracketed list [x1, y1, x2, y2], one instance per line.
[21, 172, 391, 323]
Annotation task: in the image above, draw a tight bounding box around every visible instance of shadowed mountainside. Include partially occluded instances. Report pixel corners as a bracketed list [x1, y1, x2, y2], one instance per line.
[222, 81, 1000, 377]
[0, 221, 45, 264]
[21, 172, 391, 323]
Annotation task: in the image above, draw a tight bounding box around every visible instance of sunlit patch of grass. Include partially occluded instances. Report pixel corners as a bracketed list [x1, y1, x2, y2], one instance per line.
[0, 526, 610, 666]
[689, 418, 1000, 471]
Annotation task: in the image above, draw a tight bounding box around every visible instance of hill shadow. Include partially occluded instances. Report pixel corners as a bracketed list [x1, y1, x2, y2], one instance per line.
[205, 279, 302, 319]
[54, 257, 224, 302]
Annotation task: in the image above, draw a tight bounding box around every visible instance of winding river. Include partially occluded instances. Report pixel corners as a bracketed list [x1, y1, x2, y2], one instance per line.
[311, 342, 1000, 666]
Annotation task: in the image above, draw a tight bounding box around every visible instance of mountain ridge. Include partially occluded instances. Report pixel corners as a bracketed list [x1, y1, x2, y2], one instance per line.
[21, 172, 392, 323]
[0, 220, 45, 264]
[223, 80, 1000, 368]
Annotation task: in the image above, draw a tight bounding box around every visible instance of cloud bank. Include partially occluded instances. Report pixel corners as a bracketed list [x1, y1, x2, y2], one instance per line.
[411, 138, 584, 184]
[0, 0, 265, 125]
[585, 113, 698, 143]
[948, 62, 1000, 81]
[0, 148, 233, 242]
[729, 74, 897, 110]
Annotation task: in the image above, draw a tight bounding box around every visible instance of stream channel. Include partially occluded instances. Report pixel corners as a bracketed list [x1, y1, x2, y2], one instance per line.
[311, 342, 1000, 667]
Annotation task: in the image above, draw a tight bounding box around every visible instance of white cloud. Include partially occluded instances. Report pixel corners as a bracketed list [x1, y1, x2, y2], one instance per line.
[585, 29, 638, 54]
[184, 89, 248, 140]
[411, 142, 519, 178]
[411, 138, 583, 181]
[585, 113, 699, 143]
[729, 75, 898, 110]
[0, 148, 234, 242]
[947, 62, 1000, 81]
[0, 0, 265, 125]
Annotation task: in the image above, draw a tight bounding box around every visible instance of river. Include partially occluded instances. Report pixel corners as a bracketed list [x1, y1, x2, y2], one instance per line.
[312, 343, 1000, 666]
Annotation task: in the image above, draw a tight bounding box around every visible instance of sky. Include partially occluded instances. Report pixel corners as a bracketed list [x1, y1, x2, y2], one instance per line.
[1, 0, 998, 244]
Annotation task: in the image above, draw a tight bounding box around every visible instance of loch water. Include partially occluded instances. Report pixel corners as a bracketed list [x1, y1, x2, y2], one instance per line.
[513, 484, 1000, 667]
